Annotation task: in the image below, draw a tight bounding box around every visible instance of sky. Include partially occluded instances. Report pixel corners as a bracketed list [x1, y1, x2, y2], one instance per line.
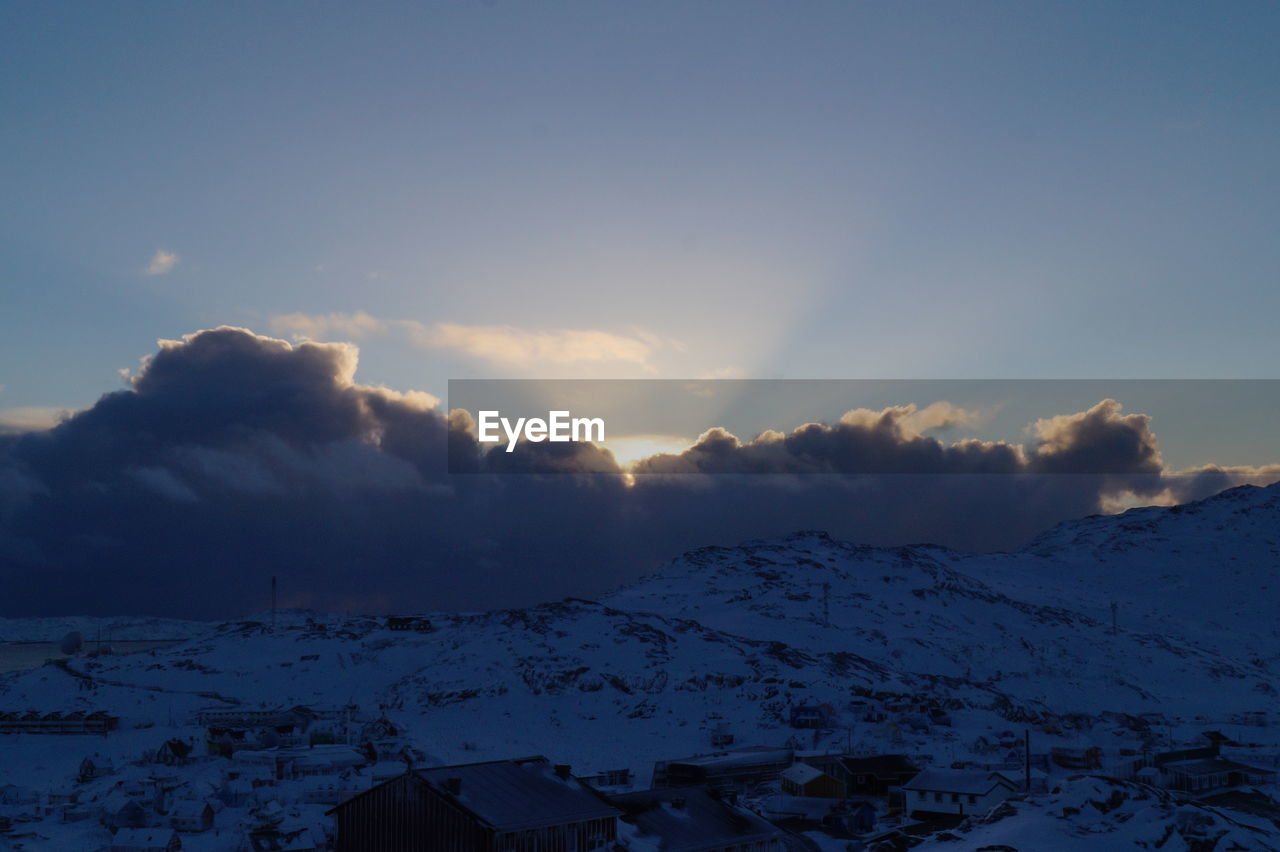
[1, 2, 1279, 617]
[4, 2, 1280, 412]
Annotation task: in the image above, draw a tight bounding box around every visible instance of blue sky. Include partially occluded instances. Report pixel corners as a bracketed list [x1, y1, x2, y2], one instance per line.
[3, 1, 1279, 429]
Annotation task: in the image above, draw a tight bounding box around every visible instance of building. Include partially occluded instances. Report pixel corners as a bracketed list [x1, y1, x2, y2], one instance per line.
[1156, 758, 1277, 795]
[329, 757, 621, 852]
[169, 800, 214, 833]
[155, 739, 194, 766]
[901, 769, 1019, 818]
[246, 824, 322, 851]
[780, 763, 846, 799]
[789, 704, 837, 729]
[652, 747, 794, 790]
[290, 746, 367, 778]
[834, 754, 921, 798]
[386, 616, 434, 632]
[109, 827, 181, 852]
[613, 787, 787, 852]
[78, 755, 115, 783]
[196, 705, 317, 729]
[103, 797, 155, 830]
[244, 823, 322, 849]
[303, 776, 367, 805]
[1051, 746, 1103, 770]
[0, 710, 119, 734]
[1197, 731, 1241, 749]
[579, 768, 633, 790]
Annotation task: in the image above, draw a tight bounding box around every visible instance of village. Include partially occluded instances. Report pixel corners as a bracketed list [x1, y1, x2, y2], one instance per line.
[7, 489, 1280, 851]
[4, 654, 1280, 852]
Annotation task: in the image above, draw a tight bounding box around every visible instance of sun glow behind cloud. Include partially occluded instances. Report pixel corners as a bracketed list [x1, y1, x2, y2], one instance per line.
[598, 433, 695, 470]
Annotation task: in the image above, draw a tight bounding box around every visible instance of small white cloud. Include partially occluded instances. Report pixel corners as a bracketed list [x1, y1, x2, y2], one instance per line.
[268, 311, 660, 369]
[406, 321, 655, 368]
[144, 249, 180, 276]
[270, 311, 384, 341]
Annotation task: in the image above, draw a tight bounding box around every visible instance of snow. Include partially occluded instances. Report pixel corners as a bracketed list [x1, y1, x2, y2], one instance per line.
[2, 481, 1280, 848]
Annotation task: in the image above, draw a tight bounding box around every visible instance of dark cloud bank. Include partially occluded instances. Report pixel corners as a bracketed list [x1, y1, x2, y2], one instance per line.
[1, 327, 1275, 618]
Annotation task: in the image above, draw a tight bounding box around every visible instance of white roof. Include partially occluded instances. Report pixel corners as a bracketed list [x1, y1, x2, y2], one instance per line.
[781, 763, 825, 785]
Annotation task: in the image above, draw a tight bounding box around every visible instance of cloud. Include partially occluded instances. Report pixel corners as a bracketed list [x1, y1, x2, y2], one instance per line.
[270, 311, 384, 340]
[143, 249, 179, 276]
[900, 401, 987, 434]
[0, 407, 70, 435]
[1028, 399, 1162, 476]
[630, 399, 1165, 482]
[0, 325, 1276, 619]
[633, 407, 1026, 475]
[268, 312, 659, 370]
[405, 322, 655, 368]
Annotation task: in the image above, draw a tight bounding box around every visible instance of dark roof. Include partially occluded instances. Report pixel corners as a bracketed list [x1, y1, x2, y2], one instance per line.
[665, 747, 793, 770]
[902, 769, 1018, 795]
[613, 787, 783, 852]
[1200, 731, 1240, 746]
[841, 754, 920, 778]
[1163, 759, 1278, 778]
[414, 759, 620, 832]
[161, 739, 193, 758]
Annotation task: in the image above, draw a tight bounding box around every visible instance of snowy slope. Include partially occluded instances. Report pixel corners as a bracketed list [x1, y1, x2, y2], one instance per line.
[2, 481, 1279, 849]
[970, 483, 1280, 659]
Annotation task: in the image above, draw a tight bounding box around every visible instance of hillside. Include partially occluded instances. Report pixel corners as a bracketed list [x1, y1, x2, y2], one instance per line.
[1, 482, 1279, 848]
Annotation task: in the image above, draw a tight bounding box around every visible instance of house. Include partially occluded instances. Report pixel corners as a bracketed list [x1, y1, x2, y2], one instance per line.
[789, 703, 837, 729]
[109, 827, 181, 852]
[386, 616, 434, 632]
[169, 801, 214, 833]
[217, 778, 261, 808]
[1156, 758, 1277, 795]
[1197, 731, 1241, 749]
[780, 763, 846, 799]
[302, 776, 367, 805]
[0, 784, 37, 805]
[290, 746, 366, 778]
[104, 797, 155, 830]
[0, 709, 119, 734]
[836, 801, 878, 835]
[613, 787, 786, 852]
[1051, 746, 1102, 769]
[155, 739, 194, 766]
[78, 755, 115, 783]
[652, 747, 794, 790]
[48, 788, 79, 806]
[360, 717, 400, 740]
[580, 768, 633, 790]
[901, 769, 1019, 818]
[246, 824, 321, 851]
[328, 756, 621, 852]
[837, 754, 921, 798]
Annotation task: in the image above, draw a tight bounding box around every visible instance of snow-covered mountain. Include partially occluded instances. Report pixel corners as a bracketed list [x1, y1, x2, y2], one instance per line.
[2, 482, 1279, 848]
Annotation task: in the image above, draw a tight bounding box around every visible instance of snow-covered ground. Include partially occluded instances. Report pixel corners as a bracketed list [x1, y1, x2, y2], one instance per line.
[2, 482, 1280, 849]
